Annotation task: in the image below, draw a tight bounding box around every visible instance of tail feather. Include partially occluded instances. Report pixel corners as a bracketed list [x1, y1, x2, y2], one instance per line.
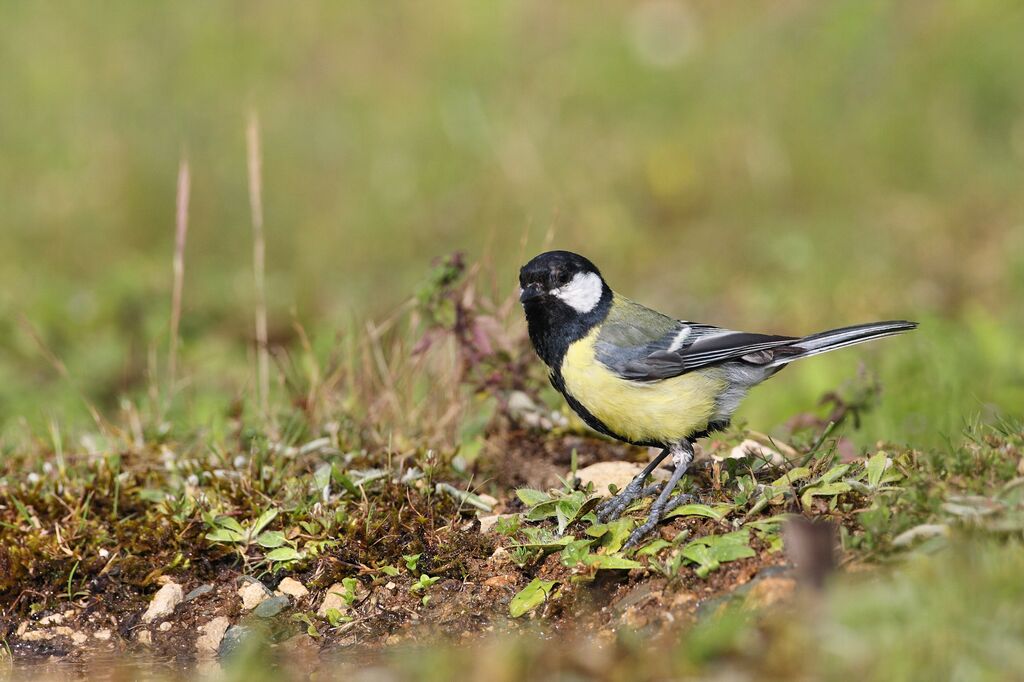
[767, 320, 917, 367]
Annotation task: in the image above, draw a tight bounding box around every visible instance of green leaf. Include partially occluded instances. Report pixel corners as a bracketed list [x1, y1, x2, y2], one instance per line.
[665, 503, 732, 520]
[313, 463, 332, 491]
[509, 578, 557, 618]
[256, 530, 287, 548]
[585, 555, 643, 570]
[250, 509, 279, 537]
[801, 481, 852, 508]
[516, 488, 550, 507]
[635, 539, 671, 556]
[681, 530, 756, 578]
[435, 483, 494, 512]
[744, 514, 789, 532]
[265, 547, 303, 562]
[403, 553, 421, 571]
[597, 517, 635, 555]
[333, 471, 360, 496]
[560, 538, 595, 566]
[525, 500, 560, 521]
[817, 463, 852, 484]
[216, 516, 246, 535]
[378, 565, 400, 577]
[205, 528, 244, 544]
[771, 467, 813, 488]
[865, 452, 889, 488]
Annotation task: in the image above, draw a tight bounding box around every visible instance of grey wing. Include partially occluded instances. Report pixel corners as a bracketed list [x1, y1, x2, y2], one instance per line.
[596, 317, 798, 382]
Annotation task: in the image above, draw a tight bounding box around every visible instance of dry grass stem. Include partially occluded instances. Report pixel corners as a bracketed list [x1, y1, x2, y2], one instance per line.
[168, 158, 190, 389]
[246, 111, 271, 418]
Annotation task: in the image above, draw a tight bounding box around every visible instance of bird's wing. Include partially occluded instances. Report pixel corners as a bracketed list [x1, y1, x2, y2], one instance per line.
[594, 299, 797, 382]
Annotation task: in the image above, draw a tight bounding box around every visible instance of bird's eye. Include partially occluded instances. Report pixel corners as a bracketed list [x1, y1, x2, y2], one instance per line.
[553, 271, 570, 287]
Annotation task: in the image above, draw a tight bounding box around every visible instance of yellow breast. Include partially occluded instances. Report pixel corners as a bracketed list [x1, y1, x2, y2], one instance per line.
[560, 328, 726, 444]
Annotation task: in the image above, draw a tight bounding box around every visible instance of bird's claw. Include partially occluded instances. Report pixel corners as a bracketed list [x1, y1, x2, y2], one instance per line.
[596, 482, 662, 523]
[622, 492, 695, 550]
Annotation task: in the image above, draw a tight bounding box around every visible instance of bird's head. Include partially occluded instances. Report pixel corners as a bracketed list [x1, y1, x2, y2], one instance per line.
[519, 250, 609, 314]
[518, 251, 612, 366]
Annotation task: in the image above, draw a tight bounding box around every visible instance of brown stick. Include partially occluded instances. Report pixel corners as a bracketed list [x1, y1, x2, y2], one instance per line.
[246, 112, 271, 417]
[169, 159, 190, 388]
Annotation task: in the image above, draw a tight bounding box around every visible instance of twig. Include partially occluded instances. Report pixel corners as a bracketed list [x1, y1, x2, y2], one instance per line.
[168, 158, 190, 389]
[246, 111, 271, 418]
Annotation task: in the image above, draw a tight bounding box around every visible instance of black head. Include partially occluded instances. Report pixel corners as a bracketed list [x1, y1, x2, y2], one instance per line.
[518, 250, 612, 368]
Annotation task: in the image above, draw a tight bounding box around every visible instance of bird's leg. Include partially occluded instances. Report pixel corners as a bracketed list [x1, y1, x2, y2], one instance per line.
[622, 440, 694, 549]
[596, 447, 670, 523]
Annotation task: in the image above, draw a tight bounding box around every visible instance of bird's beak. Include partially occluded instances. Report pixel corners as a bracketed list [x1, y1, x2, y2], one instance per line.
[519, 283, 545, 303]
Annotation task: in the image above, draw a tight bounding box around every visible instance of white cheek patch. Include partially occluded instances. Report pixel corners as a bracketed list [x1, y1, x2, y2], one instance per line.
[551, 272, 603, 313]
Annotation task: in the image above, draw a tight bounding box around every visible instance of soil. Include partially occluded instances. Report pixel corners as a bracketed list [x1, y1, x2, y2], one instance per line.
[1, 429, 791, 674]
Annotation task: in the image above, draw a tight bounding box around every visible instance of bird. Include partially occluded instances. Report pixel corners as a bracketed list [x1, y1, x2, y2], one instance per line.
[518, 250, 916, 548]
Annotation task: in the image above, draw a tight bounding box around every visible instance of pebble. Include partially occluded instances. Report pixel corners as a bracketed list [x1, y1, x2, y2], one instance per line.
[575, 462, 667, 495]
[477, 514, 518, 534]
[184, 584, 214, 603]
[237, 579, 272, 610]
[722, 439, 787, 467]
[159, 622, 173, 632]
[142, 582, 184, 623]
[137, 630, 152, 646]
[196, 616, 231, 656]
[317, 583, 350, 617]
[218, 625, 253, 658]
[483, 575, 518, 588]
[276, 577, 309, 599]
[20, 630, 53, 642]
[94, 629, 112, 641]
[253, 595, 290, 618]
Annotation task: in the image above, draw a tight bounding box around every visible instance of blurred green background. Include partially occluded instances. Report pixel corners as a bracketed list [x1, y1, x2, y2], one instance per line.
[1, 0, 1022, 444]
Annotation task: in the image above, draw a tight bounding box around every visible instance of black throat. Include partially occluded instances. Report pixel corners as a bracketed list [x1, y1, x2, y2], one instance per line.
[523, 286, 613, 370]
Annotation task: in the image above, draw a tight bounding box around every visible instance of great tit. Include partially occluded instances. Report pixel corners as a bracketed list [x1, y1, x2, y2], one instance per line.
[519, 250, 916, 547]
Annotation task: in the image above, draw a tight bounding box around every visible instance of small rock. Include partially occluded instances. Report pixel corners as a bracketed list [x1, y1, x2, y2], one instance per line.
[744, 576, 797, 610]
[483, 575, 517, 589]
[94, 629, 112, 641]
[159, 622, 173, 632]
[317, 583, 349, 617]
[721, 439, 787, 467]
[237, 579, 272, 610]
[218, 625, 253, 659]
[253, 595, 290, 618]
[276, 577, 309, 599]
[478, 514, 518, 534]
[71, 631, 88, 645]
[39, 613, 64, 626]
[20, 630, 53, 642]
[184, 584, 214, 603]
[16, 622, 28, 637]
[53, 626, 74, 637]
[137, 630, 152, 646]
[277, 633, 319, 661]
[384, 582, 396, 591]
[142, 582, 184, 623]
[196, 616, 231, 656]
[488, 547, 511, 566]
[507, 390, 568, 430]
[892, 523, 950, 547]
[575, 462, 667, 494]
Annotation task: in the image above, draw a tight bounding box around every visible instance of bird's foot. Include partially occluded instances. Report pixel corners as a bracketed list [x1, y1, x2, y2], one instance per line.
[596, 482, 662, 523]
[622, 492, 695, 549]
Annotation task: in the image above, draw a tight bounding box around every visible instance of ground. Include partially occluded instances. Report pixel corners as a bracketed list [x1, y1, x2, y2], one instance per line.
[2, 264, 1023, 681]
